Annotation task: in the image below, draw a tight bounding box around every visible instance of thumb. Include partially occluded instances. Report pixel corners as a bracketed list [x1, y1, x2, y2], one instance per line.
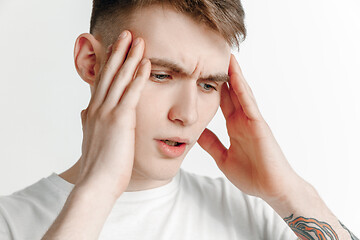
[197, 128, 228, 167]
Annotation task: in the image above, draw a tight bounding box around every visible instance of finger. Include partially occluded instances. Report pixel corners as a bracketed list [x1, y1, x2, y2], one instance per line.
[229, 54, 246, 77]
[230, 72, 262, 120]
[98, 43, 113, 75]
[228, 54, 262, 120]
[229, 54, 257, 105]
[115, 58, 150, 111]
[94, 43, 113, 76]
[197, 128, 227, 167]
[91, 44, 113, 93]
[91, 31, 132, 109]
[220, 83, 235, 118]
[103, 38, 145, 108]
[228, 82, 242, 111]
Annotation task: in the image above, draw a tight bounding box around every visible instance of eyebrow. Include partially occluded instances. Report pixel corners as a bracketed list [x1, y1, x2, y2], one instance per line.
[149, 58, 229, 83]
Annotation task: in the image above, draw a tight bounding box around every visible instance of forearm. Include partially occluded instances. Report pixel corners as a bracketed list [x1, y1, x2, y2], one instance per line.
[265, 177, 357, 240]
[42, 185, 118, 240]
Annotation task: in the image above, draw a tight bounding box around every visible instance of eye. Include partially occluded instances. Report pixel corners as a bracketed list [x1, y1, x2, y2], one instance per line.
[199, 82, 217, 92]
[150, 73, 171, 81]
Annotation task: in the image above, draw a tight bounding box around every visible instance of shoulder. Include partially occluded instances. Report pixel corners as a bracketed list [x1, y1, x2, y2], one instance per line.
[179, 168, 280, 214]
[0, 173, 68, 213]
[178, 168, 264, 216]
[179, 168, 251, 203]
[178, 169, 297, 239]
[0, 173, 71, 238]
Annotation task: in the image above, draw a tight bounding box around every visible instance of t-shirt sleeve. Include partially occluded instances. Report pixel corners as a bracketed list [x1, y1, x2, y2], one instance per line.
[0, 205, 12, 240]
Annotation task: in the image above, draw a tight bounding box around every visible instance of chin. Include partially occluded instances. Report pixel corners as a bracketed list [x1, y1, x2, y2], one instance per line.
[132, 155, 185, 181]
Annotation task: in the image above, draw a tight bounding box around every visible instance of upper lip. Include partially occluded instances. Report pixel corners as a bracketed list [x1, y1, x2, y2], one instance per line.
[158, 137, 190, 144]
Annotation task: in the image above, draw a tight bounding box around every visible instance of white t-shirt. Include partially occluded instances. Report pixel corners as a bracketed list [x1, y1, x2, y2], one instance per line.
[0, 168, 297, 239]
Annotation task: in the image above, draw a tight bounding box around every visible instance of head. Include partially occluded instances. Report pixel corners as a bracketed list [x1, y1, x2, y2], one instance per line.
[74, 0, 246, 186]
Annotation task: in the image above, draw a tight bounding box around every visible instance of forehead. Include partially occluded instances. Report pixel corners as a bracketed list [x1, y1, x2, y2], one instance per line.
[127, 4, 231, 76]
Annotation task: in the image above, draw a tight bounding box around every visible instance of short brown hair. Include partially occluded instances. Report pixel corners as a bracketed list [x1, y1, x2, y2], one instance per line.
[90, 0, 246, 49]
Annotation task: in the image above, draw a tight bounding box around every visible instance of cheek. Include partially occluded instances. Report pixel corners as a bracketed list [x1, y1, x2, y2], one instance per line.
[135, 81, 221, 130]
[192, 94, 220, 141]
[198, 92, 221, 123]
[135, 82, 168, 128]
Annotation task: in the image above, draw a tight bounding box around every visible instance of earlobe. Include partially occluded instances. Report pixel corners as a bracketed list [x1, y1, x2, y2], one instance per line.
[74, 33, 102, 86]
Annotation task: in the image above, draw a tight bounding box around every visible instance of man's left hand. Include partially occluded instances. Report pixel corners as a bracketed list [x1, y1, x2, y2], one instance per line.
[197, 54, 301, 201]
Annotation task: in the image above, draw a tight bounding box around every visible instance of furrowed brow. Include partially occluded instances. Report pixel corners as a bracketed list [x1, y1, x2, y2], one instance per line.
[199, 74, 229, 83]
[149, 58, 229, 83]
[149, 58, 191, 75]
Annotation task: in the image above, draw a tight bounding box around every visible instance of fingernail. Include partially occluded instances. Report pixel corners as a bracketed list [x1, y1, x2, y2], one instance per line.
[119, 31, 127, 39]
[133, 38, 141, 46]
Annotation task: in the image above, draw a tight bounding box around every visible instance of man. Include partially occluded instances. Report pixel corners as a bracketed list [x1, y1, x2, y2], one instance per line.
[0, 0, 358, 239]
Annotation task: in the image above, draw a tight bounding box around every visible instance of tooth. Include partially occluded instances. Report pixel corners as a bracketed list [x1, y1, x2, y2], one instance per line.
[165, 140, 177, 146]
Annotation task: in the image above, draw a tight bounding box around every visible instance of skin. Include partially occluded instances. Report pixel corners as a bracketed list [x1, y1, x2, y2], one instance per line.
[60, 5, 230, 192]
[45, 4, 354, 240]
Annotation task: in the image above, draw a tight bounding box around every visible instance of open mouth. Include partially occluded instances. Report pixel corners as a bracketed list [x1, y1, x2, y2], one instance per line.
[160, 140, 184, 146]
[157, 139, 187, 158]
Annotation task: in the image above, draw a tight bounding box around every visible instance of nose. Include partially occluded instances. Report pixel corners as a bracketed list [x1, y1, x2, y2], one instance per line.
[168, 82, 198, 126]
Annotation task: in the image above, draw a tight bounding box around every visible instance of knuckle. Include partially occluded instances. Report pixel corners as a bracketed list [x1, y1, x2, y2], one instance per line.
[122, 57, 141, 73]
[95, 107, 108, 121]
[81, 109, 87, 117]
[113, 41, 130, 54]
[117, 64, 130, 77]
[106, 111, 126, 128]
[136, 67, 148, 78]
[129, 45, 143, 57]
[112, 42, 125, 52]
[102, 64, 113, 73]
[124, 54, 140, 65]
[81, 110, 88, 121]
[87, 105, 135, 130]
[112, 108, 135, 128]
[116, 65, 135, 82]
[86, 105, 96, 117]
[125, 85, 140, 97]
[117, 102, 137, 115]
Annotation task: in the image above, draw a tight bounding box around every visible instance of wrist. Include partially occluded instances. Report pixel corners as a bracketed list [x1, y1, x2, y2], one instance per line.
[263, 176, 319, 218]
[73, 181, 122, 205]
[263, 178, 354, 240]
[75, 168, 128, 200]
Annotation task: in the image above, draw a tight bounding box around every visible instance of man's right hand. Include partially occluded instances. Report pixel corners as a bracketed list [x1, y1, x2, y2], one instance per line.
[75, 30, 150, 199]
[42, 31, 150, 240]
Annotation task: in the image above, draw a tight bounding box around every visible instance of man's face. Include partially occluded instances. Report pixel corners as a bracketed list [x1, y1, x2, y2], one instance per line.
[121, 5, 231, 181]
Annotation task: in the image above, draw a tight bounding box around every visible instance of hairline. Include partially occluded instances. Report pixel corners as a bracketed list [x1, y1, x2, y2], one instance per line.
[91, 2, 243, 50]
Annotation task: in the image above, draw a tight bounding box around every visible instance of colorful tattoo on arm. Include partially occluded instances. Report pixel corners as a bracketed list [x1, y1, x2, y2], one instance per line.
[284, 214, 359, 240]
[284, 214, 338, 240]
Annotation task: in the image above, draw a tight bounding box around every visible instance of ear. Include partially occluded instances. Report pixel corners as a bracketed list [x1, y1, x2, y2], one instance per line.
[74, 33, 104, 87]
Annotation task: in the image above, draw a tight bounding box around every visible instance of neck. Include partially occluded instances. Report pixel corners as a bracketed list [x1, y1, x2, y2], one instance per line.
[58, 158, 172, 192]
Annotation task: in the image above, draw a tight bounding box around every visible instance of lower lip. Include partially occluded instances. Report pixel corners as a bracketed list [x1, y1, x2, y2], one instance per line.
[156, 140, 187, 158]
